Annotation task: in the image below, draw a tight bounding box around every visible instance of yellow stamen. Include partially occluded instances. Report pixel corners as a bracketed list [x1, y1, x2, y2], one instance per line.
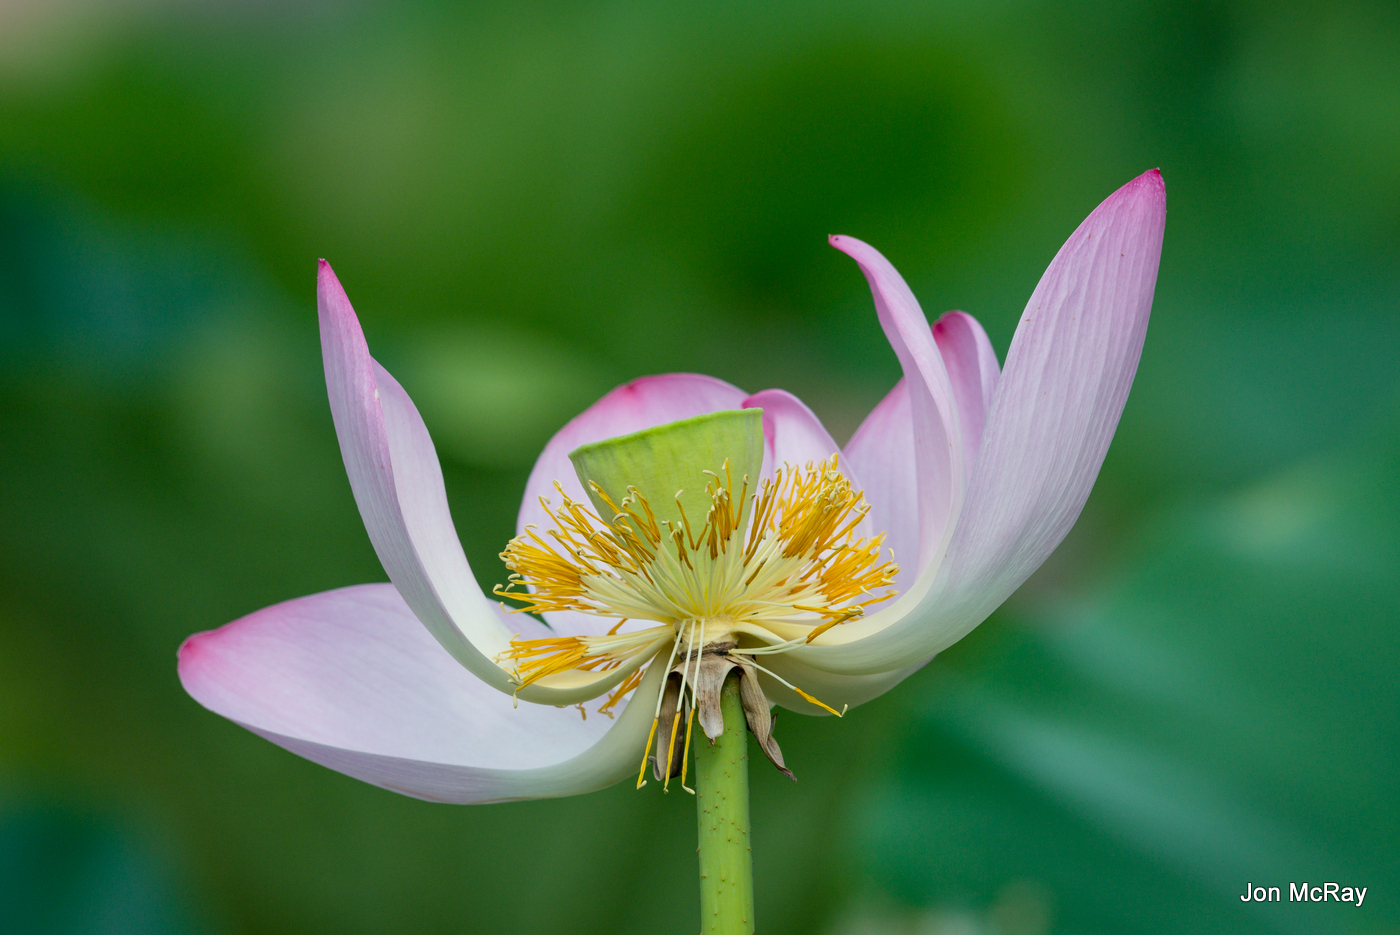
[496, 455, 898, 634]
[663, 709, 683, 792]
[793, 687, 847, 719]
[598, 666, 645, 718]
[495, 626, 670, 690]
[494, 453, 900, 787]
[736, 652, 848, 718]
[679, 705, 697, 795]
[637, 717, 659, 789]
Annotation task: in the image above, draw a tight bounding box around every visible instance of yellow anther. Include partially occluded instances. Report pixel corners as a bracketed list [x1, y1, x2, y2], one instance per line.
[637, 717, 659, 789]
[663, 709, 683, 792]
[495, 452, 900, 789]
[793, 687, 847, 718]
[497, 454, 897, 632]
[680, 705, 697, 795]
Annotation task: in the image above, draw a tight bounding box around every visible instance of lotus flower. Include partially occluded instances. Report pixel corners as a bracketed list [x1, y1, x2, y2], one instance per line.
[179, 170, 1165, 804]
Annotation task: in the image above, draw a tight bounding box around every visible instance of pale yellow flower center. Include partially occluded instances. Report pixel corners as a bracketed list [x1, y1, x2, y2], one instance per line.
[493, 454, 899, 788]
[496, 455, 894, 683]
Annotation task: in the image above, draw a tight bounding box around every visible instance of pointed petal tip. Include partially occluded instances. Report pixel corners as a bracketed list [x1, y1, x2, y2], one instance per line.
[176, 629, 219, 699]
[1120, 168, 1165, 205]
[317, 259, 344, 295]
[826, 234, 892, 274]
[176, 629, 206, 666]
[316, 261, 360, 339]
[827, 233, 866, 254]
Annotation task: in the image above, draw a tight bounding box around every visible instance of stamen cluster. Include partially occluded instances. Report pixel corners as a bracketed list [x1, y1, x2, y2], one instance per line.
[495, 455, 897, 636]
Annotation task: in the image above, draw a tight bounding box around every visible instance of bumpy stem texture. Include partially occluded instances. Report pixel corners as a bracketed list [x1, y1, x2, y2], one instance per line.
[695, 673, 755, 935]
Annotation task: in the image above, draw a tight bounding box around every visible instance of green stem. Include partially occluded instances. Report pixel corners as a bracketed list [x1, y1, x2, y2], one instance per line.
[694, 672, 755, 935]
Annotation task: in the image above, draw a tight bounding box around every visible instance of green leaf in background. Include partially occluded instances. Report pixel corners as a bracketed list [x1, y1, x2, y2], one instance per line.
[0, 803, 211, 935]
[855, 417, 1400, 934]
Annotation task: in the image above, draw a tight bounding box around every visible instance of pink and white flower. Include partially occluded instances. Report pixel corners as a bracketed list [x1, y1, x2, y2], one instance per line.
[179, 170, 1165, 803]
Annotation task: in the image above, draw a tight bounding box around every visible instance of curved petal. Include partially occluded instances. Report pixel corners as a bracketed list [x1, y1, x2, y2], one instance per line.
[179, 584, 665, 804]
[843, 312, 997, 591]
[796, 170, 1166, 674]
[516, 373, 748, 636]
[320, 262, 625, 703]
[843, 379, 917, 591]
[933, 310, 1001, 478]
[829, 237, 964, 578]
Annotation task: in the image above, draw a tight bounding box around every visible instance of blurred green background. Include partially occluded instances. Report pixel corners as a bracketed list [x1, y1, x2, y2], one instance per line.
[0, 1, 1396, 933]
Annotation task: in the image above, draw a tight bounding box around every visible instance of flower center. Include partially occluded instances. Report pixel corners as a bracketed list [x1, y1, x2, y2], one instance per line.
[492, 410, 899, 784]
[497, 455, 894, 632]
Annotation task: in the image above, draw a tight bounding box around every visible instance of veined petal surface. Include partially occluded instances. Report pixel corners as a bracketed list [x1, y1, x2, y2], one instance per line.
[799, 169, 1166, 674]
[179, 584, 663, 804]
[943, 170, 1164, 633]
[844, 378, 919, 592]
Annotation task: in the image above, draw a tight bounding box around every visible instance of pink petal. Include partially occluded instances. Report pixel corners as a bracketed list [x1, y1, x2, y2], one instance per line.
[843, 312, 998, 591]
[319, 262, 515, 691]
[744, 387, 874, 540]
[842, 379, 918, 590]
[321, 264, 631, 703]
[798, 170, 1166, 673]
[829, 236, 964, 577]
[179, 584, 662, 804]
[943, 170, 1164, 628]
[516, 373, 748, 636]
[933, 310, 1001, 478]
[742, 387, 848, 475]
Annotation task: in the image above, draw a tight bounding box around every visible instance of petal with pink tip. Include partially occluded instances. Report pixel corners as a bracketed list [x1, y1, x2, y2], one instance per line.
[940, 171, 1164, 632]
[318, 262, 504, 684]
[179, 584, 664, 804]
[516, 373, 748, 636]
[933, 310, 1001, 478]
[797, 170, 1166, 674]
[842, 312, 997, 591]
[829, 236, 964, 578]
[319, 263, 634, 703]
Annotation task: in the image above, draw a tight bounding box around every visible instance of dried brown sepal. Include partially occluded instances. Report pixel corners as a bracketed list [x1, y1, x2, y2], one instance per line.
[651, 639, 796, 782]
[694, 644, 740, 740]
[736, 662, 794, 780]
